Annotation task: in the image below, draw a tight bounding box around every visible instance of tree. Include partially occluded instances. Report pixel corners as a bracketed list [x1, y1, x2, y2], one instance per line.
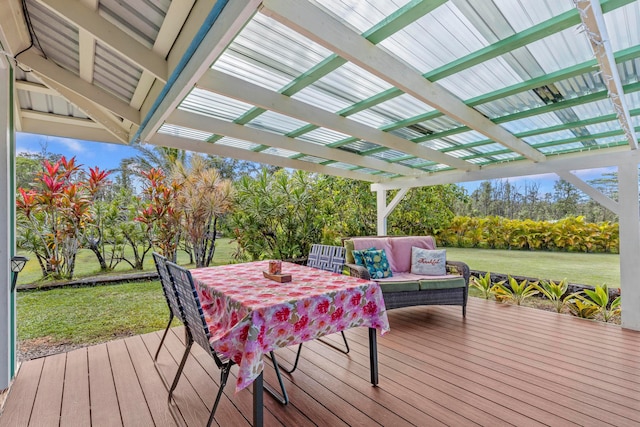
[135, 168, 182, 261]
[171, 155, 233, 268]
[553, 179, 583, 218]
[230, 169, 323, 260]
[16, 157, 108, 279]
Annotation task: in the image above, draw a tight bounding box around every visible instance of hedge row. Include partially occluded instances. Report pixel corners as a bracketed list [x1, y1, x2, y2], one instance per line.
[436, 216, 618, 253]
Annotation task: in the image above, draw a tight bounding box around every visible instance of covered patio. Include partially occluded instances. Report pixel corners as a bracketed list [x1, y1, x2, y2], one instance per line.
[1, 0, 640, 424]
[3, 299, 640, 426]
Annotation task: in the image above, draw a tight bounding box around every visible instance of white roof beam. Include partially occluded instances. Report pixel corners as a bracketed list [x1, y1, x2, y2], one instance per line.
[78, 0, 98, 82]
[138, 0, 260, 143]
[261, 0, 547, 163]
[167, 109, 417, 176]
[150, 132, 381, 182]
[17, 51, 141, 125]
[575, 0, 637, 149]
[198, 70, 476, 171]
[36, 73, 130, 143]
[556, 170, 619, 214]
[36, 0, 167, 82]
[21, 111, 123, 144]
[130, 0, 194, 110]
[371, 146, 640, 191]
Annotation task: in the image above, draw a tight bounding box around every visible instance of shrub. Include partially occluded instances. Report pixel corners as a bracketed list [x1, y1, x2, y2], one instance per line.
[492, 276, 539, 305]
[470, 272, 504, 300]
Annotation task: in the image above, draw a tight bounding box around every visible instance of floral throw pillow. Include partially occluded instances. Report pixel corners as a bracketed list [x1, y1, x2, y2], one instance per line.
[363, 249, 393, 279]
[411, 247, 446, 276]
[352, 247, 376, 266]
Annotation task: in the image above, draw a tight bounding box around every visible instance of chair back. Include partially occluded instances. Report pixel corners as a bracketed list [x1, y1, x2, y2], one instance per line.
[307, 244, 345, 274]
[165, 262, 215, 358]
[152, 252, 184, 323]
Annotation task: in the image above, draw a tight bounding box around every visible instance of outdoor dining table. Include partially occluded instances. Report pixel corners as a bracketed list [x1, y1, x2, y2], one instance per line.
[190, 260, 390, 426]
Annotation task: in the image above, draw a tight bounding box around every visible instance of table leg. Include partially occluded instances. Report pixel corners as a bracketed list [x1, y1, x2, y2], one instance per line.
[253, 372, 264, 427]
[368, 327, 378, 385]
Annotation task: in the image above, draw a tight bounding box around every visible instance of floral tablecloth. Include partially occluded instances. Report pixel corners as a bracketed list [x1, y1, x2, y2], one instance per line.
[190, 261, 390, 392]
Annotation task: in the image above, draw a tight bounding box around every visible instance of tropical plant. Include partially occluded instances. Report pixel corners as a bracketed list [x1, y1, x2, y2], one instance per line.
[470, 272, 504, 300]
[492, 276, 539, 305]
[16, 157, 109, 279]
[171, 155, 233, 268]
[534, 278, 571, 313]
[566, 296, 599, 319]
[582, 284, 621, 322]
[135, 168, 182, 261]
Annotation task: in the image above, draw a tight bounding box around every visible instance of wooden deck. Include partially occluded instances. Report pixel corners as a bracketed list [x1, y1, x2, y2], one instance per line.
[2, 298, 640, 426]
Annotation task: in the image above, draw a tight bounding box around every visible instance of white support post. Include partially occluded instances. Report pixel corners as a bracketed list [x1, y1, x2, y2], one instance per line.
[375, 188, 410, 236]
[376, 189, 387, 236]
[0, 62, 15, 388]
[618, 163, 640, 330]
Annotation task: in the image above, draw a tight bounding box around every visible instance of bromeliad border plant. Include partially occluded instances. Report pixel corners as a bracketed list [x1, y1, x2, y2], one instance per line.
[492, 276, 539, 306]
[534, 278, 574, 313]
[582, 284, 621, 322]
[470, 272, 504, 300]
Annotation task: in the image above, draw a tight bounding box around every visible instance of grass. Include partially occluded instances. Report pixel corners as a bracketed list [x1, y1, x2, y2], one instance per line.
[16, 237, 238, 285]
[445, 247, 619, 288]
[17, 243, 621, 352]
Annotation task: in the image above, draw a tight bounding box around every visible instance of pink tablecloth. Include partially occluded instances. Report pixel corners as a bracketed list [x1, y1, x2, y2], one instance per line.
[190, 261, 390, 392]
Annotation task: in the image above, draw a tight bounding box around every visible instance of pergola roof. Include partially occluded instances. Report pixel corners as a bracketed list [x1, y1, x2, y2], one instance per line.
[1, 0, 640, 189]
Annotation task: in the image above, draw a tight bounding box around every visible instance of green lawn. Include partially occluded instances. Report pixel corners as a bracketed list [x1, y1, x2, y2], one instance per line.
[16, 238, 238, 285]
[17, 244, 621, 350]
[445, 247, 619, 288]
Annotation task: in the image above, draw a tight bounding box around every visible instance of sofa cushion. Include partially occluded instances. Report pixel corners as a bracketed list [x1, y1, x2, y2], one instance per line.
[389, 236, 436, 273]
[362, 249, 393, 279]
[375, 273, 424, 292]
[411, 247, 446, 276]
[419, 276, 466, 290]
[352, 238, 396, 272]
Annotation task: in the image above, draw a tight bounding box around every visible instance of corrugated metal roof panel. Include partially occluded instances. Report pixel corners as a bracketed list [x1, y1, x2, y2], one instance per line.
[247, 110, 308, 134]
[179, 89, 253, 120]
[158, 124, 213, 141]
[26, 0, 79, 74]
[99, 0, 169, 49]
[216, 137, 261, 151]
[93, 42, 141, 103]
[296, 127, 350, 145]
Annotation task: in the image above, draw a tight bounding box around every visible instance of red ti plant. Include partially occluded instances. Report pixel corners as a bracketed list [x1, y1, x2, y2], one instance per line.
[135, 168, 182, 261]
[15, 156, 109, 279]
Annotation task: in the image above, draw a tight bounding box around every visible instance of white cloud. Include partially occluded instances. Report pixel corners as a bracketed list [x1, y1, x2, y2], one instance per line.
[56, 138, 86, 154]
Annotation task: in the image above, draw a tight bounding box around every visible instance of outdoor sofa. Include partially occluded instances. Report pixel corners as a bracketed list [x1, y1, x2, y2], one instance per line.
[343, 236, 470, 316]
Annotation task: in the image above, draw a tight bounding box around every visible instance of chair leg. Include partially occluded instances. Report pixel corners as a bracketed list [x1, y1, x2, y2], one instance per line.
[317, 330, 350, 354]
[206, 361, 233, 427]
[154, 313, 174, 361]
[168, 339, 193, 402]
[274, 344, 303, 374]
[263, 351, 289, 405]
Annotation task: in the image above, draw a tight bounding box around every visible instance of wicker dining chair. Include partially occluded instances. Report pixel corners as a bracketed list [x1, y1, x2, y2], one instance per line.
[164, 262, 289, 427]
[277, 244, 350, 374]
[152, 252, 185, 361]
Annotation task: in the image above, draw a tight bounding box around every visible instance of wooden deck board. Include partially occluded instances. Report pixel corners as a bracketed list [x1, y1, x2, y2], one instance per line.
[60, 348, 90, 427]
[2, 298, 640, 426]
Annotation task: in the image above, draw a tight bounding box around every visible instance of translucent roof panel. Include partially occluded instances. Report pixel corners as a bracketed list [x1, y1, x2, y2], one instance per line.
[179, 89, 254, 120]
[571, 99, 617, 120]
[340, 140, 382, 153]
[379, 2, 490, 73]
[371, 149, 409, 161]
[475, 92, 547, 119]
[297, 155, 330, 164]
[445, 130, 486, 144]
[213, 53, 291, 92]
[524, 129, 581, 145]
[246, 111, 309, 134]
[348, 109, 399, 128]
[312, 61, 394, 104]
[218, 13, 334, 86]
[438, 56, 523, 100]
[216, 137, 262, 151]
[370, 94, 435, 122]
[296, 127, 351, 145]
[311, 0, 411, 34]
[500, 113, 563, 134]
[418, 139, 455, 151]
[291, 85, 353, 113]
[605, 2, 640, 51]
[493, 0, 573, 31]
[261, 147, 300, 158]
[528, 27, 595, 74]
[159, 124, 213, 141]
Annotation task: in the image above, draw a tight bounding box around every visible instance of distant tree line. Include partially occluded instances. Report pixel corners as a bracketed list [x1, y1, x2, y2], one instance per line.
[454, 176, 619, 223]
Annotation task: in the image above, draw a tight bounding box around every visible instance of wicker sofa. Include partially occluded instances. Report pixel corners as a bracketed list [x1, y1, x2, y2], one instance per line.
[343, 236, 470, 316]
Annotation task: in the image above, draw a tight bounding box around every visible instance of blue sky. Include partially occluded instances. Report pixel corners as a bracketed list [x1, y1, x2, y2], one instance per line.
[16, 132, 613, 195]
